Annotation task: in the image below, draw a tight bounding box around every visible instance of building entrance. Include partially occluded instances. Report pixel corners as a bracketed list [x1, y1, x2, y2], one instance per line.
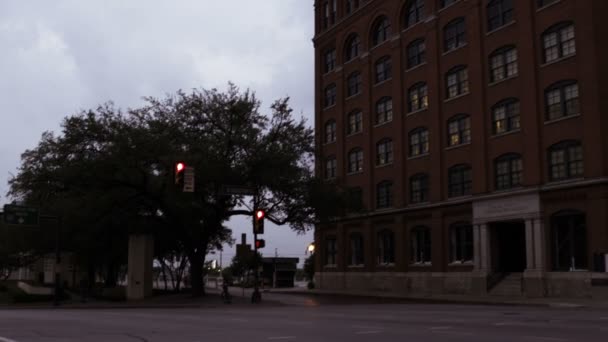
[492, 221, 526, 273]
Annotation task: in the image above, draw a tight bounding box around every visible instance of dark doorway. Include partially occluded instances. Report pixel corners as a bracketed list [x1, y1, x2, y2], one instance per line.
[493, 221, 526, 273]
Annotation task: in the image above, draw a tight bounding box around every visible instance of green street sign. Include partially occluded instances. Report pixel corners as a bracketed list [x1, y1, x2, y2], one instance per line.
[2, 205, 40, 226]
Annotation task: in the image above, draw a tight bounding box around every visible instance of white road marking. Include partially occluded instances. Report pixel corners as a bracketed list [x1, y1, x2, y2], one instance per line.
[355, 331, 382, 335]
[0, 337, 18, 342]
[268, 337, 296, 340]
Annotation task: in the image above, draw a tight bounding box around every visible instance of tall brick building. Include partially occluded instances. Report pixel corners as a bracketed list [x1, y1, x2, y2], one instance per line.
[313, 0, 608, 297]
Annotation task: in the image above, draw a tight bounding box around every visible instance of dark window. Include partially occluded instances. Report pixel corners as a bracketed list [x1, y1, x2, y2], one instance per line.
[444, 18, 466, 52]
[548, 141, 584, 181]
[372, 17, 391, 46]
[347, 72, 362, 97]
[490, 46, 518, 83]
[376, 181, 393, 209]
[446, 66, 469, 98]
[325, 157, 337, 179]
[495, 154, 523, 190]
[450, 223, 473, 263]
[324, 48, 336, 73]
[347, 187, 363, 212]
[405, 0, 424, 28]
[448, 164, 472, 197]
[551, 211, 587, 271]
[538, 0, 558, 7]
[447, 114, 471, 146]
[441, 0, 458, 8]
[348, 148, 364, 173]
[347, 110, 363, 134]
[376, 139, 393, 166]
[411, 226, 431, 263]
[329, 0, 337, 25]
[410, 173, 429, 204]
[542, 22, 576, 63]
[345, 34, 361, 61]
[545, 81, 579, 121]
[487, 0, 514, 32]
[376, 97, 393, 124]
[377, 230, 395, 264]
[408, 82, 428, 112]
[349, 233, 364, 266]
[492, 99, 520, 135]
[324, 84, 336, 108]
[346, 0, 360, 14]
[322, 1, 330, 29]
[407, 39, 426, 68]
[375, 56, 392, 83]
[325, 120, 336, 143]
[409, 127, 429, 157]
[325, 236, 337, 265]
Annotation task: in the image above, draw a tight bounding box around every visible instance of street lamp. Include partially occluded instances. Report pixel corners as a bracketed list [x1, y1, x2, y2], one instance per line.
[307, 242, 315, 255]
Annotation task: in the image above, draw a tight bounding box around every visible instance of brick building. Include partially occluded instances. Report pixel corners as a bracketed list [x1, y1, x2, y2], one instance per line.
[313, 0, 608, 297]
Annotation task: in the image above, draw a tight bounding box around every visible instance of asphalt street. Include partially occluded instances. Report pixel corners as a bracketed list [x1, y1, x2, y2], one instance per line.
[0, 293, 607, 342]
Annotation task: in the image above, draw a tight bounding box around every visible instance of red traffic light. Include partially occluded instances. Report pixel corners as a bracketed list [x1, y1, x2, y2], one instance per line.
[176, 162, 185, 172]
[255, 239, 266, 249]
[255, 210, 265, 220]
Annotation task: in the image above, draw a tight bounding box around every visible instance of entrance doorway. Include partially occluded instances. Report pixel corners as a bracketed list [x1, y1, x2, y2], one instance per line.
[492, 221, 526, 273]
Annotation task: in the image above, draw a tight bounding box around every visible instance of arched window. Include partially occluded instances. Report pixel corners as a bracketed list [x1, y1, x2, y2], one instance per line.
[408, 82, 428, 112]
[487, 0, 514, 32]
[404, 0, 424, 28]
[446, 65, 469, 98]
[411, 226, 431, 263]
[376, 97, 393, 124]
[323, 48, 336, 74]
[349, 232, 364, 266]
[542, 22, 576, 63]
[376, 138, 393, 166]
[410, 173, 429, 204]
[449, 223, 473, 263]
[323, 84, 336, 108]
[375, 56, 392, 83]
[324, 120, 336, 143]
[347, 71, 362, 97]
[489, 46, 518, 83]
[377, 229, 395, 264]
[495, 153, 523, 190]
[444, 18, 466, 52]
[548, 140, 583, 181]
[347, 110, 363, 135]
[407, 38, 426, 68]
[448, 164, 472, 197]
[371, 16, 391, 47]
[409, 127, 429, 157]
[551, 210, 587, 271]
[545, 80, 579, 121]
[344, 33, 361, 62]
[492, 98, 520, 134]
[447, 114, 471, 146]
[348, 148, 364, 173]
[376, 181, 393, 209]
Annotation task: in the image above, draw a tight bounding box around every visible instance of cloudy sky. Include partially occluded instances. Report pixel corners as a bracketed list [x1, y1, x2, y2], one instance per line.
[0, 1, 315, 264]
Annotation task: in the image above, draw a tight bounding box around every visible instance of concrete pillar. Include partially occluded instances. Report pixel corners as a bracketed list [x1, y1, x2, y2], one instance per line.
[533, 218, 546, 271]
[473, 224, 481, 270]
[127, 234, 154, 300]
[480, 223, 490, 272]
[525, 219, 535, 270]
[524, 218, 547, 297]
[472, 223, 490, 295]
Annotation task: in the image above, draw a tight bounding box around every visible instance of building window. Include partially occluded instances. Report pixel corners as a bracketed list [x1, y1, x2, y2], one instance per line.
[377, 230, 395, 265]
[346, 0, 360, 14]
[408, 82, 428, 113]
[444, 18, 466, 52]
[322, 1, 330, 29]
[450, 223, 473, 263]
[330, 0, 337, 25]
[543, 22, 576, 63]
[407, 38, 426, 68]
[487, 0, 514, 32]
[324, 48, 336, 74]
[548, 141, 584, 181]
[405, 0, 424, 28]
[545, 81, 579, 121]
[376, 97, 393, 124]
[495, 154, 523, 190]
[325, 157, 337, 179]
[372, 16, 391, 47]
[448, 164, 472, 197]
[324, 120, 336, 143]
[447, 114, 471, 147]
[409, 127, 429, 157]
[551, 211, 587, 271]
[538, 0, 558, 8]
[324, 84, 336, 108]
[325, 236, 337, 265]
[446, 66, 469, 98]
[411, 226, 431, 264]
[348, 148, 364, 173]
[347, 187, 363, 212]
[347, 110, 363, 135]
[376, 139, 393, 166]
[410, 173, 429, 204]
[492, 98, 520, 135]
[375, 56, 392, 83]
[490, 46, 518, 83]
[349, 233, 364, 266]
[345, 34, 360, 62]
[441, 0, 458, 7]
[347, 72, 362, 97]
[376, 181, 393, 209]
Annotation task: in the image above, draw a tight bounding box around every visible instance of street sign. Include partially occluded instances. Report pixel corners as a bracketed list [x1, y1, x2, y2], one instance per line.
[2, 204, 40, 226]
[183, 166, 195, 193]
[221, 185, 256, 196]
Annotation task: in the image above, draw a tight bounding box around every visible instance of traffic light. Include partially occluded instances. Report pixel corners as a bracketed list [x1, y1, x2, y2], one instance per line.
[253, 209, 265, 234]
[255, 239, 265, 249]
[175, 162, 185, 186]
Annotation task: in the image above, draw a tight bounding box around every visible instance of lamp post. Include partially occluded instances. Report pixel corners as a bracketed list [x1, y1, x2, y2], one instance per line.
[307, 242, 315, 255]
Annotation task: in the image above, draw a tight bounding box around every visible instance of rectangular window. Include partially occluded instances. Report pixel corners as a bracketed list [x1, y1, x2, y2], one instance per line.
[325, 237, 337, 265]
[349, 234, 364, 266]
[377, 231, 395, 265]
[450, 225, 473, 263]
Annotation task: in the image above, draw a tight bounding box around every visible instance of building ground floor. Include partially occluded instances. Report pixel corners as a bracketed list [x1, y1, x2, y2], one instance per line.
[314, 182, 608, 298]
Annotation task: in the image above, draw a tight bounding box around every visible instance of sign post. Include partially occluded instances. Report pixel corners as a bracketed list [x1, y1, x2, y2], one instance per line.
[2, 205, 39, 226]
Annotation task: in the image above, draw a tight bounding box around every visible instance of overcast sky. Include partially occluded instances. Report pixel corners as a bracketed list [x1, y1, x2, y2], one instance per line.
[0, 1, 315, 265]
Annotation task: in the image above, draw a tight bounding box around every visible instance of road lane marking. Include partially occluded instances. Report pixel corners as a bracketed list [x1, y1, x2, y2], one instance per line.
[355, 331, 382, 335]
[0, 337, 18, 342]
[268, 337, 296, 340]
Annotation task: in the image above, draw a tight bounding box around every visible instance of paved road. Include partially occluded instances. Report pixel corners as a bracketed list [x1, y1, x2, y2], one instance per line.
[0, 293, 607, 341]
